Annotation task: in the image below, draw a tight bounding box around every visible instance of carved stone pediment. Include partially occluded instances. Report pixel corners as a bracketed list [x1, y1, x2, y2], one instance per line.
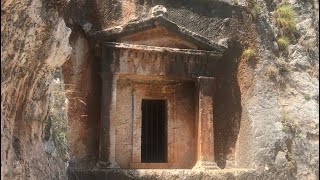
[89, 6, 227, 53]
[117, 26, 199, 49]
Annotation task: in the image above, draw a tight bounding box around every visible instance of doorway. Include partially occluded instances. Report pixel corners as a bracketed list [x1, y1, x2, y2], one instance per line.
[141, 99, 167, 163]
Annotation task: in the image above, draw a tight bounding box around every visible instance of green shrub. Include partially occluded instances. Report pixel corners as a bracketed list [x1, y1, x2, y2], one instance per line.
[247, 0, 261, 19]
[274, 4, 296, 35]
[243, 48, 256, 59]
[277, 36, 290, 50]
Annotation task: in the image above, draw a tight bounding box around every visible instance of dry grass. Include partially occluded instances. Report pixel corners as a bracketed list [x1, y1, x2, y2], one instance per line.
[277, 36, 290, 50]
[274, 4, 296, 35]
[266, 58, 292, 88]
[273, 4, 297, 52]
[247, 0, 262, 20]
[243, 48, 256, 58]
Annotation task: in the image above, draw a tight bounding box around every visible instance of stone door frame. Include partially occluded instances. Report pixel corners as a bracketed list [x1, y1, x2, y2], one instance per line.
[130, 82, 177, 169]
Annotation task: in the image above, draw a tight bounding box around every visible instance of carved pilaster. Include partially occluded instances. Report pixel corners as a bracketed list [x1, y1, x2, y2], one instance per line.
[98, 47, 119, 168]
[193, 76, 218, 170]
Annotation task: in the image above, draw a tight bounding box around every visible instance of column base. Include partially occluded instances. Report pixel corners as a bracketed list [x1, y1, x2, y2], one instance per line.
[97, 161, 120, 169]
[192, 161, 219, 170]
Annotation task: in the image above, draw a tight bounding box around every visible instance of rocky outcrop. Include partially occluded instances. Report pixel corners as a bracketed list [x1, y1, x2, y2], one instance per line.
[1, 0, 71, 179]
[1, 0, 318, 179]
[245, 0, 319, 179]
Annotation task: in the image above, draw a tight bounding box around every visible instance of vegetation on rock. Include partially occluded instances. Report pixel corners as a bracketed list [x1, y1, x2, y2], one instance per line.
[247, 0, 261, 20]
[242, 48, 256, 60]
[274, 4, 296, 34]
[47, 69, 69, 161]
[277, 36, 290, 50]
[273, 4, 297, 51]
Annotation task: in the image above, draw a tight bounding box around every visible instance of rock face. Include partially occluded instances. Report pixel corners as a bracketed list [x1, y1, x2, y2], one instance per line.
[248, 0, 319, 179]
[1, 0, 318, 180]
[1, 0, 71, 179]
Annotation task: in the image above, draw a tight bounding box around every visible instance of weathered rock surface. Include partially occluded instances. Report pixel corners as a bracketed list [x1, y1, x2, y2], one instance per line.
[1, 0, 71, 179]
[1, 0, 318, 179]
[249, 0, 319, 179]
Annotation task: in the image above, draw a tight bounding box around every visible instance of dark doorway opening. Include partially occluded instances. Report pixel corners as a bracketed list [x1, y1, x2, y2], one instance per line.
[141, 99, 167, 163]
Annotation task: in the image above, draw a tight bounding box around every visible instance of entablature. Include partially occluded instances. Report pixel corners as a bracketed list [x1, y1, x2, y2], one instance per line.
[100, 42, 222, 79]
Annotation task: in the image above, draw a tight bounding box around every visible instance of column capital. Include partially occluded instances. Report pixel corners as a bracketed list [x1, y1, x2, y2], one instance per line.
[197, 76, 215, 85]
[197, 76, 216, 96]
[197, 76, 215, 80]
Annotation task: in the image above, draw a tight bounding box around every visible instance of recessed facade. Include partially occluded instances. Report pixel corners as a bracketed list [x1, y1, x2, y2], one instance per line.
[94, 11, 227, 169]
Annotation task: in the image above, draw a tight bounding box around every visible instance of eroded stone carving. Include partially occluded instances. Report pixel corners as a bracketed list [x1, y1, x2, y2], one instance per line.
[94, 18, 226, 169]
[150, 5, 168, 17]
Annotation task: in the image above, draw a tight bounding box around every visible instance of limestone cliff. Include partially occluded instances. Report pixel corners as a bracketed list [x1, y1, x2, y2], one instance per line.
[1, 0, 318, 179]
[1, 0, 71, 179]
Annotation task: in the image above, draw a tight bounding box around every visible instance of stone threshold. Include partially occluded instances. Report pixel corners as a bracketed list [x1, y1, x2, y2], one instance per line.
[68, 168, 258, 180]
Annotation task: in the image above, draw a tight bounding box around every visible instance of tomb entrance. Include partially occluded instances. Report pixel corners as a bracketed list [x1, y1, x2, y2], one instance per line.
[91, 8, 227, 169]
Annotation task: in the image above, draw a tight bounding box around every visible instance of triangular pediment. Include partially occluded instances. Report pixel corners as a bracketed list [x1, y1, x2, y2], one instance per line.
[90, 15, 227, 53]
[117, 26, 199, 49]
